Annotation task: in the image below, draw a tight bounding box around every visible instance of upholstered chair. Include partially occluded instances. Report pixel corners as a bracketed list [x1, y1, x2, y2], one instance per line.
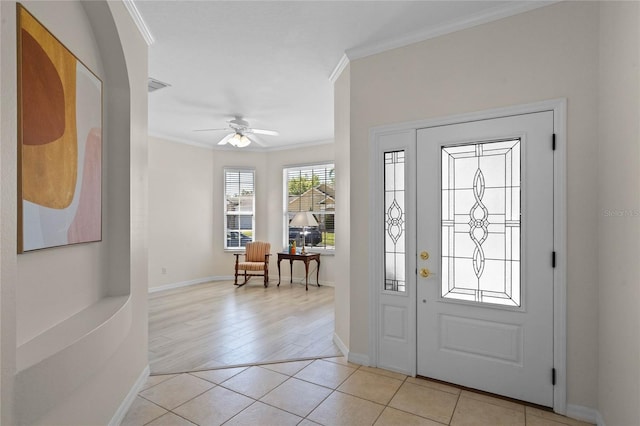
[234, 241, 271, 287]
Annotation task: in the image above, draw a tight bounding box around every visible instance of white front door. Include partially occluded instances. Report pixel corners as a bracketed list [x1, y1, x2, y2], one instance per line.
[416, 112, 555, 406]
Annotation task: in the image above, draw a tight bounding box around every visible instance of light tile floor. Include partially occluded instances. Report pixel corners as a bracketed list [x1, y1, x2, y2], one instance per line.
[123, 357, 594, 426]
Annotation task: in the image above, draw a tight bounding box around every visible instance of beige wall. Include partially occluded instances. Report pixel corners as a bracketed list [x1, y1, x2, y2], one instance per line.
[338, 1, 601, 410]
[148, 138, 336, 290]
[334, 64, 351, 349]
[597, 2, 640, 424]
[149, 137, 216, 287]
[265, 144, 336, 285]
[1, 1, 148, 424]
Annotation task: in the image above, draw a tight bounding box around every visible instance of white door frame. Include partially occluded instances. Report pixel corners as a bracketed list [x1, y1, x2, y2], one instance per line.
[368, 99, 567, 414]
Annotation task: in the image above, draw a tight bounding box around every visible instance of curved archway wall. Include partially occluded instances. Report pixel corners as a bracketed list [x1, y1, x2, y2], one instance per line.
[0, 1, 148, 424]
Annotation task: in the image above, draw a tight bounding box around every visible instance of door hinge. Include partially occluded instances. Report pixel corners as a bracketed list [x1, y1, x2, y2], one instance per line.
[552, 368, 556, 385]
[552, 251, 556, 268]
[552, 133, 556, 150]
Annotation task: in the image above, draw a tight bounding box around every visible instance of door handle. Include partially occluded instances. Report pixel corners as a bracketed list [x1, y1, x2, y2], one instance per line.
[420, 268, 431, 278]
[420, 251, 429, 260]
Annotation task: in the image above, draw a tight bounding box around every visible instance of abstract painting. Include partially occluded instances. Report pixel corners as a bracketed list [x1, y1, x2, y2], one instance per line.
[17, 4, 102, 253]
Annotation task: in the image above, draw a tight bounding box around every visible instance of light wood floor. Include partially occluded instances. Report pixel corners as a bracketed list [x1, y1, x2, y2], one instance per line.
[148, 279, 340, 374]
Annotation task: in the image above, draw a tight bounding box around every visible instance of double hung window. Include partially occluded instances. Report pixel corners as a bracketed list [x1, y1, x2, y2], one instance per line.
[284, 164, 335, 251]
[224, 169, 255, 250]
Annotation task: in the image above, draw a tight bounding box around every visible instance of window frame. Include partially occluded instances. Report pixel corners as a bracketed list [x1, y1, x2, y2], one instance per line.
[283, 163, 335, 253]
[224, 168, 255, 251]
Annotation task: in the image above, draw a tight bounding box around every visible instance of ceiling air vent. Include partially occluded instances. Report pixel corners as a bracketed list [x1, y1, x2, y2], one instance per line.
[148, 77, 171, 93]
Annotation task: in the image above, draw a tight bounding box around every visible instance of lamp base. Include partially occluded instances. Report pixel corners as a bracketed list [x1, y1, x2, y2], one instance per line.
[301, 246, 306, 254]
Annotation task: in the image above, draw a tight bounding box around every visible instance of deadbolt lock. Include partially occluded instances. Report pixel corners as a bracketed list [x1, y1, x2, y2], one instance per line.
[420, 268, 431, 278]
[420, 251, 430, 260]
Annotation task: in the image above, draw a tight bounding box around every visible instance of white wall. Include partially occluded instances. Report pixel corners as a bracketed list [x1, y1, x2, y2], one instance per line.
[0, 1, 148, 424]
[597, 2, 640, 425]
[14, 0, 107, 353]
[334, 64, 351, 350]
[148, 138, 336, 290]
[337, 0, 601, 410]
[149, 137, 216, 287]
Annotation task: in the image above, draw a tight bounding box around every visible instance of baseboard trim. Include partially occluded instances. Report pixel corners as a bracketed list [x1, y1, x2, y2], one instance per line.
[109, 364, 150, 426]
[278, 278, 335, 287]
[332, 333, 371, 366]
[149, 276, 233, 293]
[150, 276, 334, 293]
[332, 333, 348, 357]
[348, 352, 370, 367]
[566, 404, 602, 425]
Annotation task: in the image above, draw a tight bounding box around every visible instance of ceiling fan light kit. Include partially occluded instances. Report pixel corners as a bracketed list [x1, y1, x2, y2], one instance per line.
[199, 116, 278, 148]
[230, 133, 251, 148]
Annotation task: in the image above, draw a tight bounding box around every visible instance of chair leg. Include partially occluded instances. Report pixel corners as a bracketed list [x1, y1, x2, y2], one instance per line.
[234, 256, 239, 286]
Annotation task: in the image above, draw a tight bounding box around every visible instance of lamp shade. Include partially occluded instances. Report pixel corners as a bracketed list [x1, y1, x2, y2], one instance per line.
[289, 211, 318, 227]
[236, 135, 251, 148]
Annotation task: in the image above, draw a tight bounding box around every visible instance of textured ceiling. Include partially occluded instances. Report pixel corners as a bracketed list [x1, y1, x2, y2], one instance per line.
[136, 1, 551, 150]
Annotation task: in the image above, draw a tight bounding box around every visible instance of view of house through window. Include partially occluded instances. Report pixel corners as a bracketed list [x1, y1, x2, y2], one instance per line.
[285, 164, 335, 251]
[224, 169, 255, 249]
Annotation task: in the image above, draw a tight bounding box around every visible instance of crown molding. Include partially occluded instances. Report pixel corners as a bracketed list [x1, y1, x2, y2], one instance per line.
[328, 53, 350, 84]
[329, 1, 557, 83]
[122, 0, 155, 46]
[149, 131, 334, 153]
[347, 1, 556, 60]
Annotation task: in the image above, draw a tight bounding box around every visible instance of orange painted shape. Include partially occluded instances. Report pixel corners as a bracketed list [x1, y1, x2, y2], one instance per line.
[20, 8, 78, 209]
[21, 30, 65, 146]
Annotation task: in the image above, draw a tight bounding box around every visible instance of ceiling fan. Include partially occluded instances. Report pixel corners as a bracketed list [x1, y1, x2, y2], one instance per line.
[195, 117, 279, 148]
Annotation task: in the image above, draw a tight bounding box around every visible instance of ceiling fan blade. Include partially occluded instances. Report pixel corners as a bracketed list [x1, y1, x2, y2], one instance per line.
[194, 128, 229, 132]
[248, 128, 279, 136]
[217, 133, 234, 145]
[249, 135, 266, 148]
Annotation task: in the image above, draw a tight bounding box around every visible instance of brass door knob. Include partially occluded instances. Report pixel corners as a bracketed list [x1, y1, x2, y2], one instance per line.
[420, 268, 431, 278]
[420, 251, 430, 260]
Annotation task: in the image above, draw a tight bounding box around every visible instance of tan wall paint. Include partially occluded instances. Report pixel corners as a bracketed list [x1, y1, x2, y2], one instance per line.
[334, 64, 351, 349]
[14, 0, 107, 350]
[148, 139, 336, 290]
[597, 2, 640, 425]
[265, 143, 336, 285]
[149, 137, 216, 287]
[340, 1, 600, 408]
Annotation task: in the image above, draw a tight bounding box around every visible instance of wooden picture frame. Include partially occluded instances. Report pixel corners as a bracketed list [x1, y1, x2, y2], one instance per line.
[17, 4, 103, 253]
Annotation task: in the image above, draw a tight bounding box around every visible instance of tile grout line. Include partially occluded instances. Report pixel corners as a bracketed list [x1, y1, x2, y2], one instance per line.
[447, 388, 462, 425]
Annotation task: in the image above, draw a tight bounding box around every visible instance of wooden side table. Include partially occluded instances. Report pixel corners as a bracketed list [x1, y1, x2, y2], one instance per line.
[277, 252, 321, 291]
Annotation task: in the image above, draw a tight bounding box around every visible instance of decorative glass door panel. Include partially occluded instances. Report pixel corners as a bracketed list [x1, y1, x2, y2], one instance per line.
[384, 151, 406, 292]
[441, 140, 521, 306]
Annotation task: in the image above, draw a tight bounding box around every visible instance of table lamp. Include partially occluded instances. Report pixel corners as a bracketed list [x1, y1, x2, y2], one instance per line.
[289, 212, 318, 254]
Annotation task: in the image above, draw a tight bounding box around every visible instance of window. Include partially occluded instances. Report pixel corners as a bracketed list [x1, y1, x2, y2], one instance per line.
[384, 151, 406, 292]
[224, 169, 255, 250]
[441, 139, 521, 306]
[285, 164, 335, 251]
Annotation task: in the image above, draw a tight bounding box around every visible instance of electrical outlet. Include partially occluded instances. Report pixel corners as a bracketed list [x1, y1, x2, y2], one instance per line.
[161, 267, 166, 274]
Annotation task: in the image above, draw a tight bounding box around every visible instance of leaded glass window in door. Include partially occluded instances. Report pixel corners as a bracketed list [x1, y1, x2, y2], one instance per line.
[441, 140, 521, 306]
[384, 151, 405, 292]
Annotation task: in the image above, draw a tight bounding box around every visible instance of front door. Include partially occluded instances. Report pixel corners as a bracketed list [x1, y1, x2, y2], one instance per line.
[416, 112, 555, 406]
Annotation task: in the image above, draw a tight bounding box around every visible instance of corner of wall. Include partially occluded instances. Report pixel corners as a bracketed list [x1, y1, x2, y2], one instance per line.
[333, 63, 351, 352]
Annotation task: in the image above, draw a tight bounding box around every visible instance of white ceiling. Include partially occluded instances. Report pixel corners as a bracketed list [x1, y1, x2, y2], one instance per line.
[135, 1, 551, 150]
